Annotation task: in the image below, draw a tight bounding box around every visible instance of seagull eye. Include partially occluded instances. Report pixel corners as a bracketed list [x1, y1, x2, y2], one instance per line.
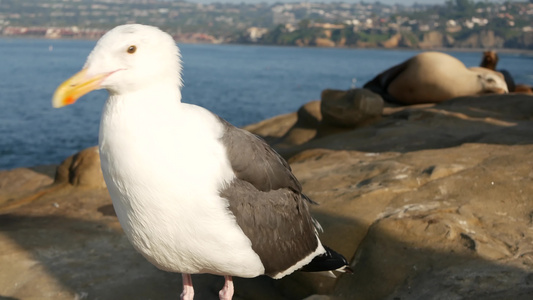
[127, 45, 137, 54]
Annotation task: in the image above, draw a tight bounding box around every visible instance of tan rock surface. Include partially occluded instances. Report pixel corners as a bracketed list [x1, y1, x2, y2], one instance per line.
[291, 144, 533, 300]
[54, 146, 106, 189]
[243, 112, 297, 144]
[257, 93, 533, 299]
[379, 33, 402, 49]
[419, 31, 445, 49]
[0, 168, 53, 208]
[313, 38, 336, 48]
[278, 100, 323, 147]
[320, 89, 383, 128]
[2, 93, 533, 299]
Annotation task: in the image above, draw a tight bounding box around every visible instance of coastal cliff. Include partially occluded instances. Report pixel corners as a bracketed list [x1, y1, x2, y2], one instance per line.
[2, 93, 533, 299]
[274, 29, 526, 50]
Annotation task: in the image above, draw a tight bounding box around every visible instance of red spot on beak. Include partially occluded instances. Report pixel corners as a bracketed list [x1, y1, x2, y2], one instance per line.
[65, 96, 76, 105]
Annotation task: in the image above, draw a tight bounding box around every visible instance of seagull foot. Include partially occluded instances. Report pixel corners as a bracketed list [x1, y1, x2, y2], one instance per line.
[180, 273, 194, 300]
[219, 275, 234, 300]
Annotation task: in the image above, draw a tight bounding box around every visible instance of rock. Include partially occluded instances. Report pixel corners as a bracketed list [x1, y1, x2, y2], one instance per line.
[288, 142, 533, 300]
[297, 100, 322, 127]
[444, 33, 455, 46]
[295, 38, 311, 47]
[379, 33, 402, 48]
[506, 31, 533, 50]
[313, 38, 335, 47]
[243, 112, 297, 144]
[277, 100, 322, 146]
[336, 37, 346, 47]
[54, 146, 106, 189]
[456, 30, 505, 49]
[3, 93, 533, 299]
[0, 168, 53, 208]
[355, 40, 377, 48]
[479, 30, 505, 48]
[245, 100, 322, 148]
[399, 32, 416, 48]
[418, 31, 445, 49]
[248, 95, 383, 149]
[418, 31, 455, 48]
[286, 94, 533, 299]
[320, 89, 383, 128]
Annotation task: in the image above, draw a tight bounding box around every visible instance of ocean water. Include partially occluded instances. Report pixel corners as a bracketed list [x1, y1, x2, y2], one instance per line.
[0, 38, 532, 169]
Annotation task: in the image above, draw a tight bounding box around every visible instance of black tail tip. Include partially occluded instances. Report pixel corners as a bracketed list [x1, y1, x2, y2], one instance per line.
[300, 245, 352, 274]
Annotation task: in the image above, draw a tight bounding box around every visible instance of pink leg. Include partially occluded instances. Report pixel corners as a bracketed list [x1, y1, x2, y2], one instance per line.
[218, 275, 234, 300]
[180, 273, 194, 300]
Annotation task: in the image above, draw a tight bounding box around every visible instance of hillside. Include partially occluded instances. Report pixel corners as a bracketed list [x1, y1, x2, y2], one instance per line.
[1, 0, 533, 50]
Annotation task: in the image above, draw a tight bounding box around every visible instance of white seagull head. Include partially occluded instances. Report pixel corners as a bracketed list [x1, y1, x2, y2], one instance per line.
[53, 24, 183, 107]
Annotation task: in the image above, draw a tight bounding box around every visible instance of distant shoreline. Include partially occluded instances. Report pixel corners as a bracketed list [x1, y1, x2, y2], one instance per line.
[2, 35, 532, 55]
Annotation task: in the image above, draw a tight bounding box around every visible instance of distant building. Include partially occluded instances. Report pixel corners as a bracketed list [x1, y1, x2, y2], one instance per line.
[245, 27, 268, 42]
[446, 20, 462, 33]
[418, 24, 430, 32]
[311, 23, 345, 30]
[273, 11, 296, 25]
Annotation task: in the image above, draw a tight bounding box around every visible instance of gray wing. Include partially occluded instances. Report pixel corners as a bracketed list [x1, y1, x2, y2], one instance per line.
[216, 116, 320, 277]
[218, 117, 302, 193]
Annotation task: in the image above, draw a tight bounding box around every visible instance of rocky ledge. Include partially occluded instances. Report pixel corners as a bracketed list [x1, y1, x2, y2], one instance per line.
[2, 93, 533, 299]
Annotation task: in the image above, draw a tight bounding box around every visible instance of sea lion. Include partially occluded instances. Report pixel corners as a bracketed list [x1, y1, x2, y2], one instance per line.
[479, 50, 532, 93]
[480, 50, 499, 70]
[514, 84, 533, 94]
[468, 66, 511, 94]
[364, 51, 508, 105]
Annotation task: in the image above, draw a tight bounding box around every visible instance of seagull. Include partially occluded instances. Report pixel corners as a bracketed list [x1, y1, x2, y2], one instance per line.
[52, 24, 351, 300]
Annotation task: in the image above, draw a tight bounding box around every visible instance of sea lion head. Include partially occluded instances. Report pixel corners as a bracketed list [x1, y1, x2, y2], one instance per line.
[469, 67, 508, 95]
[480, 50, 499, 70]
[477, 71, 508, 94]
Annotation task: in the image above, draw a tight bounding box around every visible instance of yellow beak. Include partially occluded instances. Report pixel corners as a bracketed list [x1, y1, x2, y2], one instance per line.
[52, 68, 109, 108]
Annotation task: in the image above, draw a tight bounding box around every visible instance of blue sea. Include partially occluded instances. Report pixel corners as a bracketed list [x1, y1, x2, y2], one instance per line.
[0, 38, 532, 170]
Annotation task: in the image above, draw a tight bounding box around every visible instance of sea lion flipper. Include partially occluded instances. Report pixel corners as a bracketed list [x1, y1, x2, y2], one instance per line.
[363, 59, 412, 103]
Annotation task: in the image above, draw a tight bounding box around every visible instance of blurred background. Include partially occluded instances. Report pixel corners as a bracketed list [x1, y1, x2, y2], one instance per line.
[0, 0, 532, 169]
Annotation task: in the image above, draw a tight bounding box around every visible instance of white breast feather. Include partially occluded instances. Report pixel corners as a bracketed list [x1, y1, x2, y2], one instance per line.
[99, 90, 265, 277]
